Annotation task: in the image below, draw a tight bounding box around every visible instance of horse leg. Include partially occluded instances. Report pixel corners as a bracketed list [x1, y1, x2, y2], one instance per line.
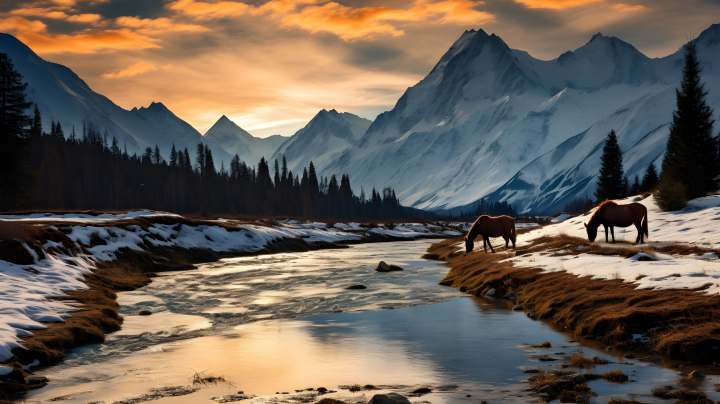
[635, 222, 642, 243]
[483, 237, 488, 253]
[604, 225, 609, 243]
[503, 235, 509, 248]
[637, 222, 644, 243]
[610, 226, 615, 243]
[487, 238, 495, 253]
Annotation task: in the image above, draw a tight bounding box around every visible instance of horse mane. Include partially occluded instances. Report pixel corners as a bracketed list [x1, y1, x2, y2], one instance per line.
[589, 200, 617, 223]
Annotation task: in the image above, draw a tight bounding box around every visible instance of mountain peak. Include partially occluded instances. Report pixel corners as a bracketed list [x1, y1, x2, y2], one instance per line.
[586, 32, 605, 45]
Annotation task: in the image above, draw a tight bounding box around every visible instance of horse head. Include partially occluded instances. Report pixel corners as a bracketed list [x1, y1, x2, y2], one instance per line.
[584, 222, 597, 242]
[464, 235, 474, 253]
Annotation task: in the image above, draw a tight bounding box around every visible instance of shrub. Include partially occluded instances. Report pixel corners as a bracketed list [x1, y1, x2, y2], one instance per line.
[654, 180, 688, 212]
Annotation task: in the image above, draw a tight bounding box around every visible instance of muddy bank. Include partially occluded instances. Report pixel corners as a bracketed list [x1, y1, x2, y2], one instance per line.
[427, 235, 720, 367]
[0, 218, 460, 402]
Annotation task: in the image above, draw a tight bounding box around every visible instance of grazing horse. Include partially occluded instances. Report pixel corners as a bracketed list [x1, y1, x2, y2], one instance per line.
[465, 215, 517, 253]
[585, 200, 648, 244]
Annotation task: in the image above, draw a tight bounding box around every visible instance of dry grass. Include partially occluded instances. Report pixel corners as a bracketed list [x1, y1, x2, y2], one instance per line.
[532, 341, 552, 348]
[651, 386, 713, 403]
[568, 353, 610, 368]
[607, 398, 644, 404]
[429, 235, 720, 363]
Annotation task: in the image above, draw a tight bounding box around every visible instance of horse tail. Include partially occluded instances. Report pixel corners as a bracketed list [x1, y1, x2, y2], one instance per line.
[642, 208, 649, 239]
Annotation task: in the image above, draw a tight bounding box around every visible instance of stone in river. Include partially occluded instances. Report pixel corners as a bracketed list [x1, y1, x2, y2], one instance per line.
[347, 284, 367, 290]
[512, 304, 523, 310]
[369, 393, 411, 404]
[138, 310, 152, 316]
[376, 261, 403, 272]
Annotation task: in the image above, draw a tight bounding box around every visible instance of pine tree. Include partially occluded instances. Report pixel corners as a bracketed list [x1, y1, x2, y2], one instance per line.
[281, 156, 288, 185]
[69, 124, 77, 143]
[641, 163, 659, 192]
[0, 52, 34, 210]
[111, 136, 120, 157]
[195, 143, 205, 176]
[153, 145, 161, 165]
[274, 158, 280, 187]
[204, 145, 215, 177]
[661, 41, 719, 198]
[308, 161, 319, 194]
[56, 121, 64, 138]
[30, 104, 41, 138]
[170, 144, 178, 168]
[595, 129, 624, 202]
[632, 175, 640, 196]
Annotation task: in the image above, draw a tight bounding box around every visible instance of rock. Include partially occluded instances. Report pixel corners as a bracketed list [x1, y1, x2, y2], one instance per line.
[503, 293, 518, 300]
[605, 346, 614, 352]
[376, 261, 403, 272]
[317, 387, 328, 393]
[368, 393, 411, 404]
[465, 395, 471, 397]
[139, 310, 152, 316]
[524, 369, 540, 373]
[538, 385, 557, 400]
[421, 253, 440, 260]
[411, 387, 432, 394]
[571, 374, 586, 385]
[575, 395, 589, 403]
[623, 354, 634, 359]
[512, 304, 523, 311]
[638, 255, 654, 261]
[26, 376, 48, 388]
[527, 313, 538, 319]
[347, 284, 367, 290]
[690, 370, 706, 377]
[485, 288, 496, 297]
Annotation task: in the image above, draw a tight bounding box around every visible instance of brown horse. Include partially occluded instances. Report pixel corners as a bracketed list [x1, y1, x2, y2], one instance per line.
[585, 200, 649, 243]
[465, 215, 517, 253]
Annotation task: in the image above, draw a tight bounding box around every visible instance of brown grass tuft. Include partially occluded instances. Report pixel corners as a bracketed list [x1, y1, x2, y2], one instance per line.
[568, 353, 610, 368]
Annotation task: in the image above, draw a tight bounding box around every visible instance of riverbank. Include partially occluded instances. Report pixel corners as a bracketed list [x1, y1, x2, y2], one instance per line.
[429, 195, 720, 369]
[0, 213, 465, 401]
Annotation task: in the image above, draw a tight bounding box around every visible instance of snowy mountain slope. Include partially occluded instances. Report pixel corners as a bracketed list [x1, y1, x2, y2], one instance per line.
[271, 109, 372, 173]
[0, 33, 234, 168]
[203, 115, 287, 166]
[325, 24, 720, 214]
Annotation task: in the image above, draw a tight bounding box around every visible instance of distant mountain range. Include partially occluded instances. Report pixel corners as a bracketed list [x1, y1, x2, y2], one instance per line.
[324, 23, 720, 214]
[3, 23, 720, 214]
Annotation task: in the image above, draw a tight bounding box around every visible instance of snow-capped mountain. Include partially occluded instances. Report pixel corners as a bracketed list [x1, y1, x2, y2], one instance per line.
[271, 109, 372, 173]
[324, 24, 720, 214]
[0, 33, 234, 168]
[203, 115, 287, 166]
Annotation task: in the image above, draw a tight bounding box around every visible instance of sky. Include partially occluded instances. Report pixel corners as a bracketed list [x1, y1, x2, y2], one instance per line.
[0, 0, 719, 138]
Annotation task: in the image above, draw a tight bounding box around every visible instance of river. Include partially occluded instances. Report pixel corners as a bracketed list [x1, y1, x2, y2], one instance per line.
[19, 240, 720, 403]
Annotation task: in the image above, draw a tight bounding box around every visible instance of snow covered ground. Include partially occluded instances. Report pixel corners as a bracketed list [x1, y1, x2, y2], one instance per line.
[505, 195, 720, 294]
[0, 215, 463, 366]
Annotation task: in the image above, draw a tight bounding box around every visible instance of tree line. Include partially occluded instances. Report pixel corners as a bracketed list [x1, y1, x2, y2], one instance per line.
[571, 41, 718, 213]
[458, 198, 518, 218]
[0, 53, 405, 219]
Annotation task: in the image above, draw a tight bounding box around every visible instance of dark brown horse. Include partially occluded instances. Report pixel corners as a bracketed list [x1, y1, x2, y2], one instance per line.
[585, 200, 648, 243]
[465, 215, 517, 253]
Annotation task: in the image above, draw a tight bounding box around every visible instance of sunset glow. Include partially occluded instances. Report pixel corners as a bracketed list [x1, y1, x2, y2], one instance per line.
[0, 0, 717, 136]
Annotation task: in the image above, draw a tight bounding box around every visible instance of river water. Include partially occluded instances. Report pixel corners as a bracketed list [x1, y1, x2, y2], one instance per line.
[18, 240, 720, 404]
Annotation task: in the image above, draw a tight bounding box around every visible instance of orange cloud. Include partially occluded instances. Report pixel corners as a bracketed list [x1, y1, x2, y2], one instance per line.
[513, 0, 603, 9]
[9, 7, 103, 24]
[168, 0, 493, 41]
[115, 16, 210, 34]
[279, 1, 494, 41]
[166, 0, 251, 20]
[102, 61, 157, 78]
[612, 3, 645, 12]
[0, 16, 161, 53]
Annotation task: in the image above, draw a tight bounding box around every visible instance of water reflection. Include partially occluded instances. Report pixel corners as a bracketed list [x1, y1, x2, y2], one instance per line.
[21, 240, 720, 404]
